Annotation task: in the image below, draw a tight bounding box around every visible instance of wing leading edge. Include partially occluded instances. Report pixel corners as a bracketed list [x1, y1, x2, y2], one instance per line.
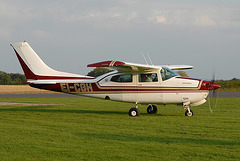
[161, 65, 193, 70]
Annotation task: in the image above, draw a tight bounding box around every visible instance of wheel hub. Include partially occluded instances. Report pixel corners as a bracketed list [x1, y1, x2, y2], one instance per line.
[131, 111, 137, 116]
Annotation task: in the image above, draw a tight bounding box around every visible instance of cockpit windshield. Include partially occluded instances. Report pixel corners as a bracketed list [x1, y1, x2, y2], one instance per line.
[161, 67, 179, 81]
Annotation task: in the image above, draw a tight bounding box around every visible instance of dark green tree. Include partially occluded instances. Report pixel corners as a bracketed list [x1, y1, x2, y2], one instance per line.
[176, 71, 189, 77]
[0, 71, 12, 85]
[87, 67, 112, 77]
[10, 73, 27, 83]
[0, 71, 27, 85]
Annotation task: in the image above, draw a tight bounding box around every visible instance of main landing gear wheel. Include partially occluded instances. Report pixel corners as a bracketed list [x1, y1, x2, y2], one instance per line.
[185, 109, 194, 116]
[147, 104, 158, 114]
[129, 108, 140, 117]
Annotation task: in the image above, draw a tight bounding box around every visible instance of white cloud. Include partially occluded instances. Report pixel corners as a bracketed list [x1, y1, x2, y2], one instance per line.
[194, 15, 216, 26]
[156, 16, 166, 23]
[1, 0, 240, 29]
[148, 14, 166, 24]
[112, 13, 121, 18]
[0, 1, 38, 21]
[12, 1, 236, 29]
[126, 12, 138, 22]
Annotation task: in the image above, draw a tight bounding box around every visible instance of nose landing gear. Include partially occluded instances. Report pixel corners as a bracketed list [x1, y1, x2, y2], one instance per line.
[185, 108, 194, 116]
[183, 102, 194, 117]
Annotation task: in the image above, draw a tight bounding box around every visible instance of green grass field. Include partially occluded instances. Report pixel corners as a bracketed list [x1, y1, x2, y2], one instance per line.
[0, 97, 239, 161]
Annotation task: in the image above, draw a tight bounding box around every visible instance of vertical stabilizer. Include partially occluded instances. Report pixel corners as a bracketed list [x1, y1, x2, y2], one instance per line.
[11, 41, 92, 80]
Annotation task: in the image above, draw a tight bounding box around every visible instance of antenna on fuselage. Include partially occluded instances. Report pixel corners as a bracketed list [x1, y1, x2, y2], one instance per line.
[142, 52, 148, 65]
[147, 52, 154, 66]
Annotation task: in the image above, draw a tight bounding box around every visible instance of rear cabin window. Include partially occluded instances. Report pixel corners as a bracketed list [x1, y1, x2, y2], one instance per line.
[139, 73, 158, 82]
[110, 74, 132, 83]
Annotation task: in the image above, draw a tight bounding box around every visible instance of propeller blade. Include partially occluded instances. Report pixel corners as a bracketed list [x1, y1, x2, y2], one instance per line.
[208, 72, 220, 113]
[208, 89, 219, 113]
[208, 90, 214, 113]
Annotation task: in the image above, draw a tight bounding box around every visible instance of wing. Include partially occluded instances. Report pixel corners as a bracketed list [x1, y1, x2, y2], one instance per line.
[87, 61, 160, 73]
[87, 61, 193, 73]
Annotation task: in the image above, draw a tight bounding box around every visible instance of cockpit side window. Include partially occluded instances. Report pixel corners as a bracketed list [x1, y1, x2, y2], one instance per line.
[139, 73, 158, 82]
[161, 67, 179, 81]
[110, 74, 132, 83]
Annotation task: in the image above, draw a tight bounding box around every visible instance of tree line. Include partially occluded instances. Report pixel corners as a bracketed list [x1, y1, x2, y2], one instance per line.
[0, 71, 27, 85]
[216, 78, 240, 92]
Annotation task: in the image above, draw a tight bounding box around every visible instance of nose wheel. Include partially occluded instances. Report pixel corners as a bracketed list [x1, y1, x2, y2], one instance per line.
[185, 108, 194, 116]
[183, 102, 194, 116]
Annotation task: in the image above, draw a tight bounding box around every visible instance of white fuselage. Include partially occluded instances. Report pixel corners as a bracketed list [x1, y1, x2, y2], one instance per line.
[67, 71, 210, 107]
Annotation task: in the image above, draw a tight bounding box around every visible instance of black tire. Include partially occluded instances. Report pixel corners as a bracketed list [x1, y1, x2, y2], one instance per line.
[147, 105, 158, 114]
[129, 108, 140, 117]
[185, 109, 194, 116]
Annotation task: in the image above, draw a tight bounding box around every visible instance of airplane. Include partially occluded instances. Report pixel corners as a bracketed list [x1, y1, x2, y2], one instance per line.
[10, 41, 221, 117]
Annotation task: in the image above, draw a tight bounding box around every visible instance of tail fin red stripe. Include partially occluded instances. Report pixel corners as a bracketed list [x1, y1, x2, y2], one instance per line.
[14, 49, 37, 80]
[14, 49, 93, 80]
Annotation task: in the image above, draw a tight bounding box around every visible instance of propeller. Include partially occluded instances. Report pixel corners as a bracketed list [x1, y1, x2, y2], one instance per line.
[208, 72, 220, 113]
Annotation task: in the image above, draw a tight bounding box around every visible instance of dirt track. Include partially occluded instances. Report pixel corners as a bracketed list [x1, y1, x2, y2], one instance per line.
[0, 102, 60, 106]
[0, 85, 55, 94]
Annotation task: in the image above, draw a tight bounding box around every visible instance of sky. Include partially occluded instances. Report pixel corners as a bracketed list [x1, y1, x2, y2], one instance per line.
[1, 0, 240, 80]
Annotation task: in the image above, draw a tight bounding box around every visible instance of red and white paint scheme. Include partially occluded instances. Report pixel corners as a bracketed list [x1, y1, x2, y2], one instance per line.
[11, 41, 220, 117]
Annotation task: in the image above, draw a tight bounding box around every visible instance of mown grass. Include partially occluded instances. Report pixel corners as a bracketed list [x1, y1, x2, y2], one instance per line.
[0, 97, 239, 160]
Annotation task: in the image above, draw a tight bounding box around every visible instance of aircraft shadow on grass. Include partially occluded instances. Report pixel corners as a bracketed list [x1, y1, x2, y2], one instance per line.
[76, 132, 240, 146]
[0, 105, 129, 115]
[0, 105, 180, 116]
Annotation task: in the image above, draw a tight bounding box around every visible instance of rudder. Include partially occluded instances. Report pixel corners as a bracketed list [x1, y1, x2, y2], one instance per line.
[11, 41, 92, 80]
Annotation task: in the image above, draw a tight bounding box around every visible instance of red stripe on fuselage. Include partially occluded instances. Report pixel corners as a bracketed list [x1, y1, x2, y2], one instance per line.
[33, 75, 94, 80]
[31, 82, 207, 95]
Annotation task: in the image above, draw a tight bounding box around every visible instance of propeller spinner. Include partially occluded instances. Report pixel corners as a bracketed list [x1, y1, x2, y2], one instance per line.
[201, 77, 221, 112]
